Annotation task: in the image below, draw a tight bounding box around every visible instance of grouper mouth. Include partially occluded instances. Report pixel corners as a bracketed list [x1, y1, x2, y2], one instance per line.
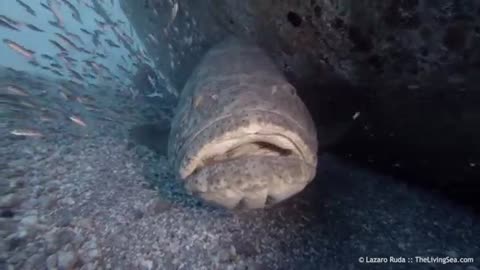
[179, 112, 317, 209]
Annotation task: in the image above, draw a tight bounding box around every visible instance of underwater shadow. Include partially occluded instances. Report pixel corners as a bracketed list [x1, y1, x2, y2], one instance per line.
[330, 82, 480, 215]
[260, 154, 480, 268]
[127, 122, 223, 212]
[336, 1, 480, 215]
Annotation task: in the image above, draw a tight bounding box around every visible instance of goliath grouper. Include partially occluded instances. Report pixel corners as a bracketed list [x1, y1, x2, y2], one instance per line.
[168, 36, 318, 209]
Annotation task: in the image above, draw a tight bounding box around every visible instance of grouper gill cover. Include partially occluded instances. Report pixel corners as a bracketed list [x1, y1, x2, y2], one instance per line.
[168, 36, 318, 209]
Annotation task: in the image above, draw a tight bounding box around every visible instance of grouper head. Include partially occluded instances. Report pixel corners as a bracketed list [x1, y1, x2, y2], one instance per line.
[168, 37, 318, 209]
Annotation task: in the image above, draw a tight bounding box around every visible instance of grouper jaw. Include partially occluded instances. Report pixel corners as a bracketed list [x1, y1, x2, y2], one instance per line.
[184, 154, 314, 209]
[180, 125, 316, 209]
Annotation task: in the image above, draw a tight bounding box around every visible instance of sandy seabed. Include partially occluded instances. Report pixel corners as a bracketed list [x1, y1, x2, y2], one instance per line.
[0, 72, 479, 270]
[2, 127, 480, 270]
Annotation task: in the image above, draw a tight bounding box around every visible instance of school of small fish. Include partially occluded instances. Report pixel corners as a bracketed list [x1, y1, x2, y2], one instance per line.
[1, 0, 145, 85]
[1, 0, 180, 138]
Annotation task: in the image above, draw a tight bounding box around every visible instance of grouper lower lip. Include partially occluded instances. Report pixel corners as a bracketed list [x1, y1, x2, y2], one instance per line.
[185, 154, 315, 209]
[168, 36, 318, 209]
[178, 110, 316, 209]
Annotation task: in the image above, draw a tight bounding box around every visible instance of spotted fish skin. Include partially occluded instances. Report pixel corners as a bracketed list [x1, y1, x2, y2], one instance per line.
[168, 36, 318, 209]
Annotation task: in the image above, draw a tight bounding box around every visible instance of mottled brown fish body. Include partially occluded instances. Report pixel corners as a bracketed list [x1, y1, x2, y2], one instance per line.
[169, 37, 318, 209]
